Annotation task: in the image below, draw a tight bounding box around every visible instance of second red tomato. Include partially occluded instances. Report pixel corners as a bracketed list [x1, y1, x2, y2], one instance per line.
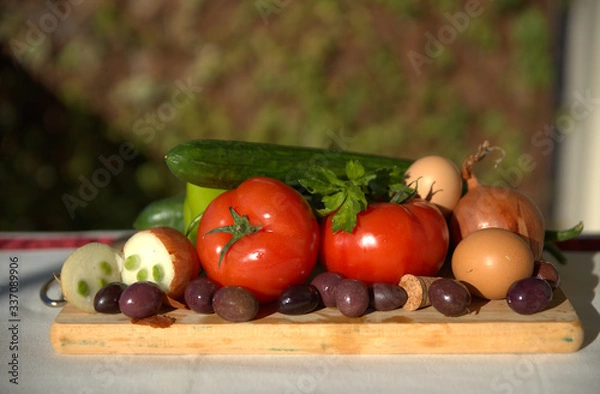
[320, 199, 449, 284]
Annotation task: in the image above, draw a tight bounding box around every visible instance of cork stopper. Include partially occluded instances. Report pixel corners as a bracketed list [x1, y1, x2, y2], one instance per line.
[398, 275, 442, 311]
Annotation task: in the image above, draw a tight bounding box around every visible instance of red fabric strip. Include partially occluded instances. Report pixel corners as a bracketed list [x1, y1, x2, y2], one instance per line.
[555, 237, 600, 252]
[0, 234, 125, 250]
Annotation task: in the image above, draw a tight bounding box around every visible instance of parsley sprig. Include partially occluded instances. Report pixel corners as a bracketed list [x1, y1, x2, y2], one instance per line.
[299, 160, 407, 233]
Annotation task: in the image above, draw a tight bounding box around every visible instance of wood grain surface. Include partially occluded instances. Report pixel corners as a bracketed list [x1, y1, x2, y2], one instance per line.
[49, 287, 584, 355]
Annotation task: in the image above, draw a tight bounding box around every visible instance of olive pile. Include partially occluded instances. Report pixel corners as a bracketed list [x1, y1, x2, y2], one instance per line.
[181, 271, 411, 321]
[93, 259, 561, 322]
[92, 271, 411, 322]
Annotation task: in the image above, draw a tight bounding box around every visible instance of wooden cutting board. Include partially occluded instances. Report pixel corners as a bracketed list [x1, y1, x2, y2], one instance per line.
[50, 287, 583, 354]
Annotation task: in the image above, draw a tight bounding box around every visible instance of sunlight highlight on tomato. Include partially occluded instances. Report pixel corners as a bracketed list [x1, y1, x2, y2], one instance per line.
[320, 199, 449, 284]
[197, 177, 320, 303]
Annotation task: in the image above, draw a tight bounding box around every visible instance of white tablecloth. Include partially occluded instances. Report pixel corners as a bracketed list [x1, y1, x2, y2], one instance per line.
[1, 232, 599, 394]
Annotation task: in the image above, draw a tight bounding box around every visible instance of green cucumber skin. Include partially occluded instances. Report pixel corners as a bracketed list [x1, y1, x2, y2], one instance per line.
[165, 139, 414, 189]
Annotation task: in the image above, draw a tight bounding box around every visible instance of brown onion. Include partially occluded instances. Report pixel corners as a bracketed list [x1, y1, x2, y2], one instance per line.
[449, 141, 545, 259]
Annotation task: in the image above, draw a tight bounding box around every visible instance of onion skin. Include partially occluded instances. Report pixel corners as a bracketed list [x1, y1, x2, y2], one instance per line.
[449, 141, 546, 260]
[450, 185, 545, 259]
[148, 226, 201, 299]
[123, 226, 200, 300]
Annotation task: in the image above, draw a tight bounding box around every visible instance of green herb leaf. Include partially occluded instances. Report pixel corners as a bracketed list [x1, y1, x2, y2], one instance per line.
[544, 221, 584, 243]
[299, 160, 378, 233]
[346, 159, 367, 180]
[543, 221, 584, 265]
[389, 179, 419, 204]
[318, 192, 346, 216]
[300, 167, 345, 195]
[368, 166, 406, 198]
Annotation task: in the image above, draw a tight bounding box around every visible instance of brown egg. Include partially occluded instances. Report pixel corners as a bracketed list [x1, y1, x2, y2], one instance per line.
[451, 228, 534, 300]
[404, 155, 463, 217]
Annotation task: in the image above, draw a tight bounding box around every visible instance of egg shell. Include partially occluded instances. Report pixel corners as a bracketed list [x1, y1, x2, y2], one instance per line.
[404, 155, 463, 217]
[451, 228, 534, 300]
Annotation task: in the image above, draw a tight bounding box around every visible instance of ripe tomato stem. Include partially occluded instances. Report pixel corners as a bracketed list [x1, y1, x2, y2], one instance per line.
[205, 206, 262, 267]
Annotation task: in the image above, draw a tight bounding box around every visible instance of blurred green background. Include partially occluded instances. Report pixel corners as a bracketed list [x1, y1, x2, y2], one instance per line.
[0, 0, 565, 231]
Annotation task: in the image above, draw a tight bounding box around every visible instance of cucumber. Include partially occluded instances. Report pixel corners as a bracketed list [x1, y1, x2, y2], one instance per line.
[165, 139, 414, 190]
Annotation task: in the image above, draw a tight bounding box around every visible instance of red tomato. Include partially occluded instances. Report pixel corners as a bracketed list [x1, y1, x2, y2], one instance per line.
[197, 177, 319, 303]
[320, 199, 449, 284]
